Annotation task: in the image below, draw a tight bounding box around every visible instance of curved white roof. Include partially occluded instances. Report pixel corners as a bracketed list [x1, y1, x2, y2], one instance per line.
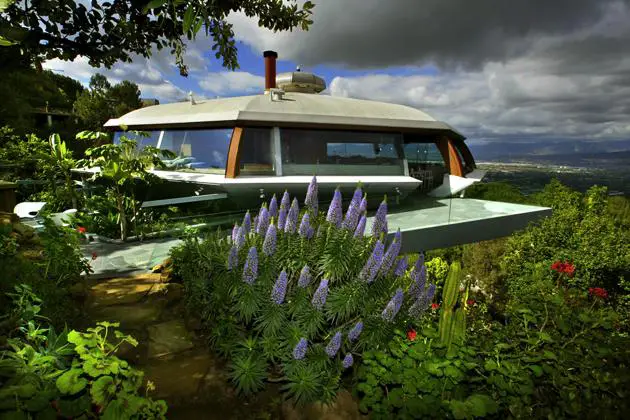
[104, 92, 463, 137]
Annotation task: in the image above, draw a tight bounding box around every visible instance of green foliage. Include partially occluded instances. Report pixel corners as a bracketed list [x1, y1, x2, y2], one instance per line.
[0, 289, 168, 419]
[0, 218, 91, 328]
[171, 181, 435, 405]
[78, 132, 175, 240]
[74, 74, 143, 130]
[464, 181, 528, 204]
[358, 273, 630, 419]
[0, 0, 314, 73]
[503, 181, 630, 298]
[0, 128, 79, 210]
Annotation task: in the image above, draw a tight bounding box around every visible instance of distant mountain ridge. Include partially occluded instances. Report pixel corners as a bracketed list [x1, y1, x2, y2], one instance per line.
[469, 140, 630, 169]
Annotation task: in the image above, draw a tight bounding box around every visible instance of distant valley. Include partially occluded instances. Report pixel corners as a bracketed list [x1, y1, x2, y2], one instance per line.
[468, 140, 630, 196]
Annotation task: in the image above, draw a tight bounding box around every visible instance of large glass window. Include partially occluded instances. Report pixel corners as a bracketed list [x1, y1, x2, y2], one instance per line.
[113, 131, 161, 148]
[404, 137, 447, 190]
[403, 142, 445, 167]
[158, 129, 232, 174]
[281, 129, 404, 176]
[239, 128, 274, 175]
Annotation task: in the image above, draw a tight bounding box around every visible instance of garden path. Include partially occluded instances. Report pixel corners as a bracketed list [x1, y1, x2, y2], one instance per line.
[84, 271, 365, 419]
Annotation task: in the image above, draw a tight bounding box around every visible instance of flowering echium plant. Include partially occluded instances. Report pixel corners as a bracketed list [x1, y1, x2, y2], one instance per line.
[196, 176, 436, 405]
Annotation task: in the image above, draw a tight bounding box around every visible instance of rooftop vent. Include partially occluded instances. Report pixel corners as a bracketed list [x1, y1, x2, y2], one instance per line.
[276, 69, 326, 94]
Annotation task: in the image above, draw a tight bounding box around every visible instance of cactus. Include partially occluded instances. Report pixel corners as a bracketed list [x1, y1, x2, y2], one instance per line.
[438, 262, 468, 354]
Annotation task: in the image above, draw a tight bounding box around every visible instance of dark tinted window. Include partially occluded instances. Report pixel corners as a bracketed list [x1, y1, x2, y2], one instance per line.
[281, 129, 404, 176]
[239, 128, 274, 175]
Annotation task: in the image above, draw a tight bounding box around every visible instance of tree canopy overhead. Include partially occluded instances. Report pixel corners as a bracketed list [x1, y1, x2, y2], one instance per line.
[0, 0, 314, 75]
[73, 73, 142, 130]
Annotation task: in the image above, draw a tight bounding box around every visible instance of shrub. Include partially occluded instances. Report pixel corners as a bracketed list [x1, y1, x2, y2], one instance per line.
[0, 218, 91, 328]
[78, 132, 175, 241]
[170, 177, 437, 404]
[503, 181, 630, 299]
[0, 285, 167, 419]
[356, 267, 630, 419]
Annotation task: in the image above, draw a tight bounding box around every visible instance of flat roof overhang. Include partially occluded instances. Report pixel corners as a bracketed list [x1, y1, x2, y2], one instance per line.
[367, 198, 552, 251]
[103, 111, 466, 140]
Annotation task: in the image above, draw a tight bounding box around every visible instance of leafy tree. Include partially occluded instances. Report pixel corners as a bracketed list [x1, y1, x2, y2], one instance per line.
[79, 132, 175, 240]
[74, 74, 142, 130]
[0, 0, 315, 74]
[0, 46, 85, 137]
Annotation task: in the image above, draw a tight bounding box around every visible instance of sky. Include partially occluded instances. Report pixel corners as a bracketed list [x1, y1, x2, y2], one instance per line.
[43, 0, 630, 146]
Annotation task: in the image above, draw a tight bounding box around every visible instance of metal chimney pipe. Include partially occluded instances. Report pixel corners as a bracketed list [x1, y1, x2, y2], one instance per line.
[263, 50, 278, 91]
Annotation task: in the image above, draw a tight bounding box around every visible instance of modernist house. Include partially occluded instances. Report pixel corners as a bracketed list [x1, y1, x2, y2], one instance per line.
[96, 51, 551, 250]
[103, 51, 482, 207]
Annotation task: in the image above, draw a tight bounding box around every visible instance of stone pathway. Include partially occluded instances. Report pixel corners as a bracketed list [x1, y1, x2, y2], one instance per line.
[85, 273, 365, 420]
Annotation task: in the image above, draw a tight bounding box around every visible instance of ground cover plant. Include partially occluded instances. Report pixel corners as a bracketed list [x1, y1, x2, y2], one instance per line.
[357, 261, 630, 419]
[0, 285, 167, 419]
[171, 177, 438, 404]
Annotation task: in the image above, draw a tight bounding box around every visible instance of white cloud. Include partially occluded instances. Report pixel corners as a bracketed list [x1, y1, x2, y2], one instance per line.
[198, 72, 265, 96]
[43, 54, 189, 103]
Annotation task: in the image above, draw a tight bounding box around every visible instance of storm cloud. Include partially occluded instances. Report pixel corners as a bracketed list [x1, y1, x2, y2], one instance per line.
[228, 0, 630, 142]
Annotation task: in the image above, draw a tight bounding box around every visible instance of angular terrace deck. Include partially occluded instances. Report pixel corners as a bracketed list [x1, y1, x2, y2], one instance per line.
[368, 198, 552, 252]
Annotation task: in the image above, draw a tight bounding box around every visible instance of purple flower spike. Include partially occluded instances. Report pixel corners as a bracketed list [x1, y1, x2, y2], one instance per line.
[409, 265, 427, 299]
[235, 226, 246, 251]
[415, 252, 425, 273]
[408, 297, 427, 319]
[257, 206, 270, 236]
[299, 213, 311, 238]
[342, 353, 354, 369]
[354, 215, 367, 238]
[298, 265, 311, 288]
[293, 338, 308, 360]
[348, 321, 363, 342]
[359, 240, 385, 283]
[409, 283, 436, 318]
[280, 190, 291, 211]
[262, 223, 277, 256]
[269, 194, 278, 218]
[305, 176, 319, 216]
[371, 198, 388, 238]
[325, 332, 342, 357]
[242, 211, 252, 234]
[242, 247, 258, 285]
[311, 279, 329, 310]
[231, 223, 239, 243]
[278, 207, 288, 231]
[227, 246, 238, 271]
[342, 187, 363, 231]
[425, 283, 436, 302]
[359, 195, 368, 214]
[394, 256, 408, 277]
[380, 230, 402, 275]
[271, 270, 288, 304]
[382, 288, 404, 322]
[285, 198, 299, 233]
[326, 188, 343, 227]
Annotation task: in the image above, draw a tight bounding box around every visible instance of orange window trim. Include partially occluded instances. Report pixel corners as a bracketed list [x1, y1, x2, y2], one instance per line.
[226, 127, 243, 178]
[453, 138, 476, 170]
[436, 136, 464, 177]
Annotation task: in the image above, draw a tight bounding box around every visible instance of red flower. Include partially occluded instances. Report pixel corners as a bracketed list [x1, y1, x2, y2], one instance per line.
[431, 303, 440, 310]
[76, 226, 87, 234]
[551, 260, 576, 277]
[588, 287, 608, 299]
[407, 329, 417, 341]
[91, 252, 98, 261]
[467, 299, 475, 306]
